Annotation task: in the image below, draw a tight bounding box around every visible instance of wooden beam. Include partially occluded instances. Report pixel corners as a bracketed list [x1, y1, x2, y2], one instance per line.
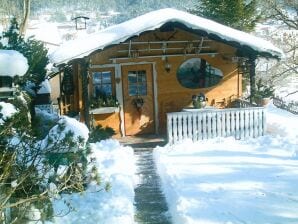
[120, 39, 212, 45]
[110, 52, 218, 61]
[249, 56, 256, 104]
[80, 59, 90, 129]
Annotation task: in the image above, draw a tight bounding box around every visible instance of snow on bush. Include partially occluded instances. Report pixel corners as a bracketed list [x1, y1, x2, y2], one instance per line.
[50, 139, 136, 224]
[0, 49, 28, 77]
[0, 101, 18, 124]
[42, 116, 89, 150]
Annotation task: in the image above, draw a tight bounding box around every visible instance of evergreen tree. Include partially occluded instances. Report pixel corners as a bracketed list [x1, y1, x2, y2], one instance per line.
[190, 0, 261, 32]
[0, 18, 48, 85]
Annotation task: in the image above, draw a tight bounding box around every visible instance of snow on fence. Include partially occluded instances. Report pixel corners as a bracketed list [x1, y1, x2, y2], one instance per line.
[167, 107, 266, 144]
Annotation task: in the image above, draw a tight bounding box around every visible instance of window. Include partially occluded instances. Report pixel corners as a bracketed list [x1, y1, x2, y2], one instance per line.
[128, 70, 147, 96]
[0, 76, 13, 99]
[62, 68, 74, 95]
[176, 58, 223, 89]
[92, 71, 112, 97]
[0, 76, 13, 88]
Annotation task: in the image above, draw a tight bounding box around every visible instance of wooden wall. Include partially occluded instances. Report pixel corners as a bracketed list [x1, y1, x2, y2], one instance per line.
[73, 27, 241, 134]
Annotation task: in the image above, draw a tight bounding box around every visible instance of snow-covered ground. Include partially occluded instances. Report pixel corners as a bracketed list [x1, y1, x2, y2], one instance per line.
[50, 139, 136, 224]
[154, 103, 298, 224]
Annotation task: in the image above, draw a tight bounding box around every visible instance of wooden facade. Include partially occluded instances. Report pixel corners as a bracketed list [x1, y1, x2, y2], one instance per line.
[55, 25, 248, 136]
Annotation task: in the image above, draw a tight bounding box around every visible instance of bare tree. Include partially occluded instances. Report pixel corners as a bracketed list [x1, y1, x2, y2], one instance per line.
[256, 0, 297, 93]
[19, 0, 31, 35]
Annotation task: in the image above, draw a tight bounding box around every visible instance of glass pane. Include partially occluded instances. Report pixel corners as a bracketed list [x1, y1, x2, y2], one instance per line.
[102, 84, 112, 96]
[128, 72, 137, 83]
[176, 58, 223, 89]
[94, 85, 101, 97]
[102, 71, 111, 84]
[137, 71, 146, 83]
[129, 85, 137, 96]
[92, 72, 101, 84]
[139, 84, 147, 95]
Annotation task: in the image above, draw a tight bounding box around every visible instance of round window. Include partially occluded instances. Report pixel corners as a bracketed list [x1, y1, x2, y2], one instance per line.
[176, 58, 223, 89]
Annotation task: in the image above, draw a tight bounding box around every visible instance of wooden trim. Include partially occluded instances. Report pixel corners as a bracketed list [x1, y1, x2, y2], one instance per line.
[120, 40, 212, 45]
[115, 64, 125, 137]
[249, 57, 256, 103]
[89, 64, 116, 69]
[110, 52, 218, 61]
[80, 60, 90, 128]
[152, 63, 159, 134]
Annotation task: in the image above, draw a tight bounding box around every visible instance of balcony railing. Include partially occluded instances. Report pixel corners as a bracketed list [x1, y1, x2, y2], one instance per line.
[167, 107, 266, 145]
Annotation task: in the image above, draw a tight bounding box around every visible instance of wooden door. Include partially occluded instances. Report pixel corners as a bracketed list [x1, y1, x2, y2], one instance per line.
[122, 64, 155, 135]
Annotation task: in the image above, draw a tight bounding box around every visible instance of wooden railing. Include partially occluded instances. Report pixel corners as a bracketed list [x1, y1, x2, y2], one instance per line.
[167, 107, 266, 144]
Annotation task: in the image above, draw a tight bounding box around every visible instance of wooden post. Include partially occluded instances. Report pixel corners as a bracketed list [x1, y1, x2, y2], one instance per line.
[249, 56, 256, 104]
[80, 59, 90, 129]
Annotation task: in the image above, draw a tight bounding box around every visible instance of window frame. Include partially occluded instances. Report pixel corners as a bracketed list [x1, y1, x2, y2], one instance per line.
[127, 70, 147, 97]
[176, 58, 223, 89]
[90, 69, 115, 98]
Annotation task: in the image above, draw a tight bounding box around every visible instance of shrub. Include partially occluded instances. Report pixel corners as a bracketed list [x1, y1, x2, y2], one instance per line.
[88, 125, 115, 143]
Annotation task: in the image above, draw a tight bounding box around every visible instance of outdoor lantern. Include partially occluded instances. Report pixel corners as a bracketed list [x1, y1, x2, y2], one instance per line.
[164, 57, 171, 73]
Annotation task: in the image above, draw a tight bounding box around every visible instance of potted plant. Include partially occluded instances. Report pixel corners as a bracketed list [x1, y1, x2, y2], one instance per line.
[90, 93, 119, 109]
[253, 79, 274, 106]
[192, 93, 207, 109]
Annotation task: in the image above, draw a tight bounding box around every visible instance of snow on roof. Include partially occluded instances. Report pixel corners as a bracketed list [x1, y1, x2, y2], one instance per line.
[26, 21, 62, 46]
[0, 50, 29, 77]
[0, 102, 18, 124]
[50, 8, 283, 65]
[37, 79, 51, 94]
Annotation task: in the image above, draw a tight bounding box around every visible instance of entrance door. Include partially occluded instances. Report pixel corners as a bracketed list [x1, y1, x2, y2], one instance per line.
[122, 64, 155, 135]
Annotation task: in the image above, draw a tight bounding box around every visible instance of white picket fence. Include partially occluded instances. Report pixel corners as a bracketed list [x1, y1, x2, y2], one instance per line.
[167, 107, 266, 144]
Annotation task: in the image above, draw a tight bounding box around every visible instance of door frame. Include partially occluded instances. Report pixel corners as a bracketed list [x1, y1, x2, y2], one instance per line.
[90, 61, 159, 136]
[121, 62, 159, 136]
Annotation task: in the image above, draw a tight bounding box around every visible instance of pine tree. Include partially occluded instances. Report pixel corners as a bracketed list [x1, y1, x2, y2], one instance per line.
[190, 0, 261, 32]
[0, 18, 48, 85]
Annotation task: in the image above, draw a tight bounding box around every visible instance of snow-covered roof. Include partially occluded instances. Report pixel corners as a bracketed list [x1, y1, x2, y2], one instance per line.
[50, 8, 283, 65]
[26, 21, 62, 46]
[0, 50, 29, 77]
[37, 79, 51, 94]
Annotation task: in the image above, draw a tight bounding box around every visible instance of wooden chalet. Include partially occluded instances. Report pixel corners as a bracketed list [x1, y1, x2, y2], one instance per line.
[49, 8, 283, 138]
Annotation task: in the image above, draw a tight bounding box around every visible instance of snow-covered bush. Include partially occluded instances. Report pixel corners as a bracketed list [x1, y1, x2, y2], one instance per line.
[0, 95, 103, 223]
